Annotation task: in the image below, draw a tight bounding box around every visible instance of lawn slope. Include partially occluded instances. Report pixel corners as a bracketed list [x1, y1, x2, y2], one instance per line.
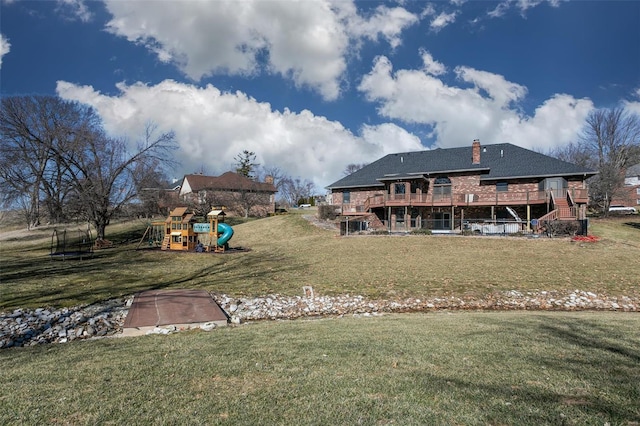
[1, 213, 639, 310]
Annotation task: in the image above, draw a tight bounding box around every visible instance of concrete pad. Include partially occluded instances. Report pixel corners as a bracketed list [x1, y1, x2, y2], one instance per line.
[122, 289, 228, 337]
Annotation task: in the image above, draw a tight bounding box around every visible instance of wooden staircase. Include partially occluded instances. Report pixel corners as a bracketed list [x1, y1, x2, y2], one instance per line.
[553, 196, 575, 219]
[161, 235, 170, 250]
[538, 192, 576, 223]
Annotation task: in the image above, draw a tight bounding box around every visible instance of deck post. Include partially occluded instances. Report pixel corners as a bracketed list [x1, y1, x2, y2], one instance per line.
[405, 206, 408, 231]
[451, 206, 455, 230]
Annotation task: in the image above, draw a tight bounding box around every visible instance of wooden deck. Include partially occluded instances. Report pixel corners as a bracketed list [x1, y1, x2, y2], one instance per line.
[341, 189, 588, 215]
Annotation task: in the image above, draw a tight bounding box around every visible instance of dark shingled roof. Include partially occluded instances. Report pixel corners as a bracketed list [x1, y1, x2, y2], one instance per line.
[327, 143, 597, 189]
[626, 163, 640, 178]
[184, 171, 277, 193]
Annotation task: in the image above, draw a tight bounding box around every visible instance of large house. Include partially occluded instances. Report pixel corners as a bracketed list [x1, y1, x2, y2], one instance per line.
[179, 172, 277, 217]
[327, 140, 597, 232]
[611, 163, 640, 209]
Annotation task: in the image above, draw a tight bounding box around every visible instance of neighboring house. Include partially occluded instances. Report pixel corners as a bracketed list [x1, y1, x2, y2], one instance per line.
[179, 171, 277, 217]
[611, 163, 640, 208]
[326, 140, 597, 232]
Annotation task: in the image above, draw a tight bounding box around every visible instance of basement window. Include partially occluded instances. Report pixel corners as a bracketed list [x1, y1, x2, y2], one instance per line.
[496, 182, 509, 192]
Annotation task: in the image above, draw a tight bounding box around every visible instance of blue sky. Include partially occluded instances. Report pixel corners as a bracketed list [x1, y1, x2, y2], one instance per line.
[1, 0, 639, 188]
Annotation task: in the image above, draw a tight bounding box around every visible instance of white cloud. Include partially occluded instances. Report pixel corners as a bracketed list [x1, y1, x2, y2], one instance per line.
[358, 52, 594, 153]
[102, 0, 418, 101]
[487, 2, 510, 18]
[342, 4, 419, 49]
[420, 4, 436, 18]
[488, 0, 563, 19]
[56, 0, 93, 22]
[430, 11, 457, 32]
[55, 79, 423, 188]
[0, 34, 10, 68]
[420, 49, 447, 76]
[622, 88, 640, 116]
[454, 66, 527, 108]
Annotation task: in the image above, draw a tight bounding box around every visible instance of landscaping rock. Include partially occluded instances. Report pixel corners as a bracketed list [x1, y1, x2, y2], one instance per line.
[1, 290, 638, 350]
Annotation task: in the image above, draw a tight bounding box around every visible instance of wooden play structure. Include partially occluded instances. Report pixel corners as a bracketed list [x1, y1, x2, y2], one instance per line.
[137, 207, 233, 253]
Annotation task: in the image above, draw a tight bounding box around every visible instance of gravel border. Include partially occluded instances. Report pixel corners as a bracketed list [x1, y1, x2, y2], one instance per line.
[2, 289, 637, 349]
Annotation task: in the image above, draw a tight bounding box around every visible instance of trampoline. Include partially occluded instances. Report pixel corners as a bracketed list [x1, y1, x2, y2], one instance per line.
[50, 227, 94, 260]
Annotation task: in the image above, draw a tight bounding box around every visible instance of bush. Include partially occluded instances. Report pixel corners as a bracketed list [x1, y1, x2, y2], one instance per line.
[541, 220, 580, 237]
[411, 229, 432, 235]
[318, 205, 340, 220]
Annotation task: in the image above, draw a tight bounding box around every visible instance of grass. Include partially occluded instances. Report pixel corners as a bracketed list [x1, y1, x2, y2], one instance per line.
[1, 213, 639, 424]
[1, 212, 639, 310]
[1, 311, 639, 424]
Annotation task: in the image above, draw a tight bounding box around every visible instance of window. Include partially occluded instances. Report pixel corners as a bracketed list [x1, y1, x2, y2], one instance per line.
[343, 191, 350, 204]
[394, 183, 406, 194]
[496, 182, 508, 192]
[636, 188, 640, 195]
[433, 177, 451, 199]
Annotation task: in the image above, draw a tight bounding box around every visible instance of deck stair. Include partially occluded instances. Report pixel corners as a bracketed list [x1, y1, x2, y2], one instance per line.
[553, 197, 575, 219]
[538, 192, 576, 223]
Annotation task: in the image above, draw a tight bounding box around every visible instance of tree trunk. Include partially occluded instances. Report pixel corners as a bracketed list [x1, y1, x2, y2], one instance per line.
[94, 218, 108, 241]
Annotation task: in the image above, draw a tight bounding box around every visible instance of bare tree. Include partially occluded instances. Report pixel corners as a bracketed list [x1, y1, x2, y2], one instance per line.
[280, 177, 316, 206]
[548, 142, 594, 169]
[580, 108, 640, 213]
[223, 173, 274, 217]
[56, 124, 177, 240]
[133, 159, 175, 218]
[0, 96, 95, 228]
[255, 165, 288, 204]
[343, 163, 367, 176]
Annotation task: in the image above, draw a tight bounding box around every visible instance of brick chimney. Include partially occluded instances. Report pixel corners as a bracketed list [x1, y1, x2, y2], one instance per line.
[472, 139, 481, 164]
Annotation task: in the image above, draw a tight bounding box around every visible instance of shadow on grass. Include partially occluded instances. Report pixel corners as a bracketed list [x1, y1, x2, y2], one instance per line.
[457, 314, 640, 423]
[413, 370, 639, 424]
[0, 245, 304, 310]
[624, 221, 640, 231]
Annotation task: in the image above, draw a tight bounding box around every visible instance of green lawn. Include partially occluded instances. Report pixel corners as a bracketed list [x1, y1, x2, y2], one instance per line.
[1, 213, 639, 310]
[1, 311, 639, 425]
[1, 213, 639, 424]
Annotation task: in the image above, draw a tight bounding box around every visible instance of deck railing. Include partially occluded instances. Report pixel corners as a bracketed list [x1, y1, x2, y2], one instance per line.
[359, 189, 551, 209]
[342, 188, 587, 214]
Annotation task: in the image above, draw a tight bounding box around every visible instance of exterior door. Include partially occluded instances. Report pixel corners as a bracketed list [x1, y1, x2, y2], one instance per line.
[545, 178, 566, 198]
[434, 212, 451, 230]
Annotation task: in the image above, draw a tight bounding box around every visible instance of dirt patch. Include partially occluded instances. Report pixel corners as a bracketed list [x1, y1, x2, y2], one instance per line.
[302, 214, 339, 232]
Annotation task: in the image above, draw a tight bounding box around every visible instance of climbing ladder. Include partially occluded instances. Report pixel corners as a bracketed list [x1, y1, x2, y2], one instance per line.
[161, 235, 170, 250]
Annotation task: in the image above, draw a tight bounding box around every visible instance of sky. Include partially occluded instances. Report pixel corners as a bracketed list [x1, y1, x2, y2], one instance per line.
[1, 0, 639, 190]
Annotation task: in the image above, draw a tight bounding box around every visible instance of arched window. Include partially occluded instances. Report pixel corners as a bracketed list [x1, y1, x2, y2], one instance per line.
[433, 176, 451, 199]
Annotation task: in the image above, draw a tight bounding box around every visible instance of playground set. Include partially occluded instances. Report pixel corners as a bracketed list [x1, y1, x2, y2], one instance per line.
[138, 207, 234, 253]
